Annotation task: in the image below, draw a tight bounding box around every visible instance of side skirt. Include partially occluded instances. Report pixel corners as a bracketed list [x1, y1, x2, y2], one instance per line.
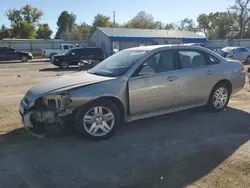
[126, 103, 205, 123]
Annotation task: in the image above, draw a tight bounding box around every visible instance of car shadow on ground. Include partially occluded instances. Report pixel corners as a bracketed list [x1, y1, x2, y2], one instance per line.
[0, 59, 51, 64]
[0, 107, 250, 188]
[39, 67, 84, 72]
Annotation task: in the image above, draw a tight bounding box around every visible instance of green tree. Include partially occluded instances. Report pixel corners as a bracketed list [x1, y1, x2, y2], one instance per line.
[55, 11, 76, 39]
[78, 23, 91, 39]
[112, 23, 123, 28]
[36, 24, 53, 39]
[66, 23, 91, 40]
[92, 14, 111, 32]
[230, 0, 250, 38]
[125, 11, 155, 29]
[5, 4, 43, 39]
[0, 25, 10, 39]
[178, 18, 196, 32]
[197, 14, 211, 37]
[154, 21, 165, 29]
[164, 23, 175, 30]
[197, 12, 236, 39]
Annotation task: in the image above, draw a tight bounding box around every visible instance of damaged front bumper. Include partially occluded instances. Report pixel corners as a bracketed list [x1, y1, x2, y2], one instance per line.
[19, 97, 72, 138]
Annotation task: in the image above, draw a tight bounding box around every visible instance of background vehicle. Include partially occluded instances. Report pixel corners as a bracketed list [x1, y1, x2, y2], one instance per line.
[221, 47, 250, 62]
[0, 47, 33, 62]
[20, 45, 245, 140]
[42, 44, 79, 59]
[51, 47, 105, 69]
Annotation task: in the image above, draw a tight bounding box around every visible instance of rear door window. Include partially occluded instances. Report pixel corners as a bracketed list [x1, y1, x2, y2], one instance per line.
[178, 50, 206, 69]
[81, 48, 103, 58]
[0, 48, 13, 53]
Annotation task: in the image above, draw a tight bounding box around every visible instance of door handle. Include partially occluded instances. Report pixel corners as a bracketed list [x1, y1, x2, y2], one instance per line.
[167, 76, 177, 82]
[207, 70, 212, 75]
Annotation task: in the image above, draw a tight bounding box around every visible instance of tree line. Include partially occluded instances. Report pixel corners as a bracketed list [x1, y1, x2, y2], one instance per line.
[1, 0, 250, 40]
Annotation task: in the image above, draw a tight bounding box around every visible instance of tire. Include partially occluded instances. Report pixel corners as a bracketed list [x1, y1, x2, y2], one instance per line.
[207, 83, 231, 112]
[75, 99, 121, 141]
[50, 53, 57, 60]
[59, 61, 69, 69]
[21, 56, 28, 62]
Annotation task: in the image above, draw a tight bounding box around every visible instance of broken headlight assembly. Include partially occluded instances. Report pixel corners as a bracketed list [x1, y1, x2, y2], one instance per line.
[43, 93, 72, 110]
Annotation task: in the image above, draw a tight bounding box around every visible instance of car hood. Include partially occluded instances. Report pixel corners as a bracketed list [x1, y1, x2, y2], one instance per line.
[19, 51, 30, 54]
[53, 54, 65, 58]
[25, 72, 115, 102]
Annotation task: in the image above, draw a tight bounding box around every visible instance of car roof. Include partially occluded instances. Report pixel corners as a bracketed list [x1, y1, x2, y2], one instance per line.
[72, 47, 102, 50]
[125, 44, 206, 51]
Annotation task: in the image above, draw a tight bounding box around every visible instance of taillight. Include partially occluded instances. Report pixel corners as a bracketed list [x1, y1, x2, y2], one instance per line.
[241, 64, 245, 72]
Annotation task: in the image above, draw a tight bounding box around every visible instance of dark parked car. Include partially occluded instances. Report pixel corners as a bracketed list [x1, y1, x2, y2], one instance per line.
[51, 47, 105, 69]
[0, 47, 33, 62]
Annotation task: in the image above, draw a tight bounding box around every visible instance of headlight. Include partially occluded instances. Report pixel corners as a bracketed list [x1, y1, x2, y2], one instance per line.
[43, 94, 71, 109]
[29, 53, 33, 56]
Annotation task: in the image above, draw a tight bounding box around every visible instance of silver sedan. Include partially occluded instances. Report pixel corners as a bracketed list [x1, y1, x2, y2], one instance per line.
[221, 47, 250, 62]
[19, 45, 246, 140]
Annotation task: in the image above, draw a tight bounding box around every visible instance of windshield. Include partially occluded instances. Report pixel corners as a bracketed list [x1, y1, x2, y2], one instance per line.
[64, 49, 74, 55]
[88, 50, 147, 77]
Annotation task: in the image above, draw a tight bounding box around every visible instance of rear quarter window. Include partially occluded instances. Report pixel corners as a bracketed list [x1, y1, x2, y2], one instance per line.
[82, 48, 103, 57]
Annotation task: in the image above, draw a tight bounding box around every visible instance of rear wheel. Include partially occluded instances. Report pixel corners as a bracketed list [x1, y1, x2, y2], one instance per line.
[75, 99, 120, 140]
[21, 56, 28, 62]
[59, 61, 69, 69]
[207, 83, 230, 112]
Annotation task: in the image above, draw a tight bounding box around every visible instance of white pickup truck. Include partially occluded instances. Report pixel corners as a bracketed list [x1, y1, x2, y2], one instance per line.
[42, 44, 79, 59]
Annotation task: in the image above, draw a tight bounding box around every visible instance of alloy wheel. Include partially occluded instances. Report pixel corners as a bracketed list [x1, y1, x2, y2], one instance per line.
[212, 87, 228, 109]
[83, 106, 115, 137]
[60, 61, 69, 69]
[21, 56, 28, 62]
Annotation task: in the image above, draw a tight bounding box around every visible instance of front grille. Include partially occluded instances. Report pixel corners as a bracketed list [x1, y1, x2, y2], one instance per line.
[47, 99, 63, 109]
[48, 99, 57, 109]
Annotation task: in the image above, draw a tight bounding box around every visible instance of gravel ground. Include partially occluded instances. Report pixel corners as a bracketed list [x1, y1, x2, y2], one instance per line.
[0, 61, 249, 188]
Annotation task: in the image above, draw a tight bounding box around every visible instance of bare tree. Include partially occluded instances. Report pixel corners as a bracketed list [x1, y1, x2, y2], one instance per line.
[230, 0, 250, 38]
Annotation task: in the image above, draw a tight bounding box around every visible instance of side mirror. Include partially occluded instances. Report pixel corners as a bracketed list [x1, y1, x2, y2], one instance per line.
[138, 66, 154, 76]
[72, 52, 75, 56]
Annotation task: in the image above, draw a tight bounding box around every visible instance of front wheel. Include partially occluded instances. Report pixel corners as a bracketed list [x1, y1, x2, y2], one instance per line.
[59, 61, 69, 69]
[207, 83, 230, 112]
[75, 99, 120, 140]
[21, 56, 28, 62]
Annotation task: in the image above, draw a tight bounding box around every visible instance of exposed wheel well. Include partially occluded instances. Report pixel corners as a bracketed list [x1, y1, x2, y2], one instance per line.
[50, 53, 57, 59]
[98, 97, 126, 123]
[213, 79, 232, 94]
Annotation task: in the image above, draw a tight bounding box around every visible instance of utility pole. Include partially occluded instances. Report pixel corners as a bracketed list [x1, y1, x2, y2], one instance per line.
[113, 11, 116, 27]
